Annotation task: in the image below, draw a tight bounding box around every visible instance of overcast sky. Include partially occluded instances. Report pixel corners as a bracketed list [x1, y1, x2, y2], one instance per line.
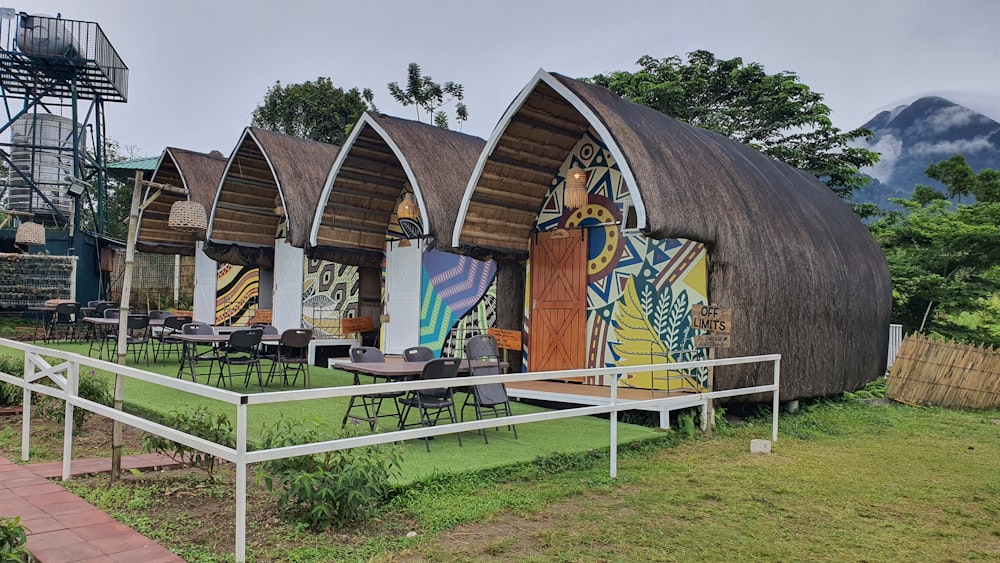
[13, 0, 1000, 157]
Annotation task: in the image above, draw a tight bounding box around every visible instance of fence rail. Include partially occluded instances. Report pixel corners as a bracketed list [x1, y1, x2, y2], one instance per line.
[0, 337, 780, 562]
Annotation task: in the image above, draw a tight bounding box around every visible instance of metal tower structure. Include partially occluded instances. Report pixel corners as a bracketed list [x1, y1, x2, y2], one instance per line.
[0, 10, 128, 233]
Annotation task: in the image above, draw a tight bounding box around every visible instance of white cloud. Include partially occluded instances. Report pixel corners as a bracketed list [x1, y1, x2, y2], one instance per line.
[920, 105, 981, 134]
[911, 136, 995, 156]
[862, 134, 903, 184]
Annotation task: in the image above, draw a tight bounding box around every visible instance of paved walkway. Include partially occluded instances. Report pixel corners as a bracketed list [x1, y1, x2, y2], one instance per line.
[0, 456, 184, 562]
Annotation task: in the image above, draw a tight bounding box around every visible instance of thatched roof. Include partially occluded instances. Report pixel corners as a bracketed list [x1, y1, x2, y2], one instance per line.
[205, 127, 339, 268]
[309, 112, 485, 267]
[136, 147, 227, 256]
[453, 69, 892, 400]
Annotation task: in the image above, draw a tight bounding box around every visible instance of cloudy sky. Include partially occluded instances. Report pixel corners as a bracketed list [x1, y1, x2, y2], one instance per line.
[12, 0, 1000, 157]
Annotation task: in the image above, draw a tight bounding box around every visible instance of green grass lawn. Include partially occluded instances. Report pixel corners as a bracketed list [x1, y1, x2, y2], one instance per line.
[1, 339, 662, 484]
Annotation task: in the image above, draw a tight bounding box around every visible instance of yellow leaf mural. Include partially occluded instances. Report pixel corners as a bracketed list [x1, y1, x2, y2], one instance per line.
[612, 277, 673, 389]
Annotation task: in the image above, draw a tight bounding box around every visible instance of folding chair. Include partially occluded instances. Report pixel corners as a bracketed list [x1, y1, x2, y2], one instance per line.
[48, 302, 80, 342]
[399, 357, 463, 452]
[462, 334, 517, 443]
[217, 328, 264, 389]
[153, 315, 191, 363]
[403, 346, 435, 362]
[179, 322, 222, 383]
[266, 328, 312, 387]
[341, 346, 404, 431]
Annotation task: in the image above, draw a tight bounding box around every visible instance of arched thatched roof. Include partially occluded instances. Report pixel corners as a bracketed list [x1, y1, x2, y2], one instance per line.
[137, 147, 227, 256]
[453, 69, 892, 400]
[309, 112, 485, 267]
[205, 127, 339, 268]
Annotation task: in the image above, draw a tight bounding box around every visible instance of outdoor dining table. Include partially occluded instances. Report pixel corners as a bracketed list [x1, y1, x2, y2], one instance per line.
[174, 331, 280, 384]
[83, 316, 166, 359]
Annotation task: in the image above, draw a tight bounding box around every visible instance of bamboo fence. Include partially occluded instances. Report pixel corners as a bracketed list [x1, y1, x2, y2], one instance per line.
[887, 333, 1000, 409]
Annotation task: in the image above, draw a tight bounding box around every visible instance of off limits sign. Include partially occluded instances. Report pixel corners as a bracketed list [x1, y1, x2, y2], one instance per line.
[691, 304, 732, 348]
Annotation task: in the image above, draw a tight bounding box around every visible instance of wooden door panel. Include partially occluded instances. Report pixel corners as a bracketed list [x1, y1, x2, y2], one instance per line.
[529, 230, 587, 376]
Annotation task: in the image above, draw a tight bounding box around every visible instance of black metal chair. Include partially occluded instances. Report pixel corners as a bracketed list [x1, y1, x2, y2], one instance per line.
[399, 357, 463, 452]
[217, 328, 264, 389]
[403, 346, 435, 362]
[179, 322, 222, 383]
[341, 346, 404, 431]
[266, 328, 312, 388]
[462, 334, 517, 443]
[47, 302, 80, 342]
[153, 315, 191, 363]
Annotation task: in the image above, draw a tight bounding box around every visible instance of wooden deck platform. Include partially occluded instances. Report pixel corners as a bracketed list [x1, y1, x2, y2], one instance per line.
[506, 380, 708, 429]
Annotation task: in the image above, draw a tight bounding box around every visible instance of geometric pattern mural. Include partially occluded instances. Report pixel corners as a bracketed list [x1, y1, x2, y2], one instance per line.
[419, 248, 497, 356]
[302, 258, 360, 338]
[531, 128, 710, 390]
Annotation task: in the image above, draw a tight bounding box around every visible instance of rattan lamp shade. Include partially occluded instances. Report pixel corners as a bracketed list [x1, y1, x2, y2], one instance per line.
[15, 221, 45, 246]
[168, 200, 207, 232]
[397, 192, 419, 220]
[565, 166, 589, 209]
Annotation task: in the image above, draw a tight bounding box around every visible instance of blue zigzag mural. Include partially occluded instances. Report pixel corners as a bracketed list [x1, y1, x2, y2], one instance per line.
[419, 249, 497, 353]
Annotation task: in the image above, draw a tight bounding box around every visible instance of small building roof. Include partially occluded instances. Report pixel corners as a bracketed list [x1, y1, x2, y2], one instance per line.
[309, 112, 485, 267]
[106, 156, 159, 183]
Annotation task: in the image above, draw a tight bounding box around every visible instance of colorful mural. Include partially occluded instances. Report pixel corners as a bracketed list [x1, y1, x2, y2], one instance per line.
[215, 263, 259, 326]
[385, 211, 498, 357]
[302, 258, 360, 338]
[530, 128, 711, 390]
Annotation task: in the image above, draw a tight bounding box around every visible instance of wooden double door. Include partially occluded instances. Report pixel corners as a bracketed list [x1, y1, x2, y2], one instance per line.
[528, 229, 588, 376]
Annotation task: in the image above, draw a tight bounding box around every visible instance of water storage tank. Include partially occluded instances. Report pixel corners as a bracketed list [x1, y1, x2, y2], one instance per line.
[7, 113, 82, 221]
[15, 13, 79, 58]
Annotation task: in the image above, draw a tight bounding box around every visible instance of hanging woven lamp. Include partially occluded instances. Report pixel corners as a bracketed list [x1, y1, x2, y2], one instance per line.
[168, 199, 207, 232]
[565, 166, 589, 209]
[15, 220, 45, 246]
[397, 192, 419, 220]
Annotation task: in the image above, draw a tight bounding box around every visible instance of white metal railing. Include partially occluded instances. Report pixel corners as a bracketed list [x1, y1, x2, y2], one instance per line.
[0, 337, 780, 562]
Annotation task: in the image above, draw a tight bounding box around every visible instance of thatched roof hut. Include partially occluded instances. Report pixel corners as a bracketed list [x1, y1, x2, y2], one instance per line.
[136, 147, 227, 256]
[206, 127, 339, 268]
[309, 112, 485, 267]
[453, 69, 892, 399]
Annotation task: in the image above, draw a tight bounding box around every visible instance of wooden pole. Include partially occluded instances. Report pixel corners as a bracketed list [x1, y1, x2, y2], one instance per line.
[110, 170, 145, 482]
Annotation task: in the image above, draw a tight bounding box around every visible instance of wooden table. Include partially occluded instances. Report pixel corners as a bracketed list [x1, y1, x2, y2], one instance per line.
[336, 359, 506, 430]
[174, 331, 280, 385]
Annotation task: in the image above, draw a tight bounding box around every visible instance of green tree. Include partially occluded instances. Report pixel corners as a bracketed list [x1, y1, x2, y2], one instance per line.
[588, 51, 879, 208]
[871, 156, 1000, 343]
[251, 77, 374, 146]
[388, 62, 468, 130]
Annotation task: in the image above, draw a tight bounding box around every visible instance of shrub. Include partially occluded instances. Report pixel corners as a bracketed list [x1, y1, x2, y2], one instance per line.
[256, 416, 403, 529]
[35, 371, 113, 433]
[0, 516, 34, 562]
[0, 355, 23, 407]
[143, 406, 235, 482]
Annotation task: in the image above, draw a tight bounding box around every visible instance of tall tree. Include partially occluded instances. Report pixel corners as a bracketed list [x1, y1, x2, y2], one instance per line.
[588, 51, 879, 209]
[871, 155, 1000, 343]
[251, 77, 374, 146]
[388, 63, 468, 130]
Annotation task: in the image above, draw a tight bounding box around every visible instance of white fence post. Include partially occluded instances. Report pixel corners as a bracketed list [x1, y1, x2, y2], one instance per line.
[610, 372, 619, 479]
[772, 357, 781, 442]
[235, 399, 248, 563]
[887, 324, 903, 369]
[20, 351, 32, 462]
[62, 360, 78, 481]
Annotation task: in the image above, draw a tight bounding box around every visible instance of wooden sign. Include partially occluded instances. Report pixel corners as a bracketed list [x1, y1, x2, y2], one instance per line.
[488, 327, 522, 351]
[694, 334, 731, 348]
[341, 316, 375, 334]
[690, 304, 732, 334]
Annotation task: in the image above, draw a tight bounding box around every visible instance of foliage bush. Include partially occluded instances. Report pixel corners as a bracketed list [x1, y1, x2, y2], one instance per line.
[0, 516, 34, 562]
[842, 376, 888, 401]
[35, 371, 112, 433]
[143, 406, 235, 482]
[0, 355, 24, 407]
[256, 416, 403, 529]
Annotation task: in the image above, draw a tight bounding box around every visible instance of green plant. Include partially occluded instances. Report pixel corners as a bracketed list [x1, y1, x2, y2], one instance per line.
[0, 355, 23, 407]
[843, 375, 888, 401]
[143, 406, 235, 482]
[256, 416, 403, 529]
[35, 371, 112, 433]
[0, 516, 34, 562]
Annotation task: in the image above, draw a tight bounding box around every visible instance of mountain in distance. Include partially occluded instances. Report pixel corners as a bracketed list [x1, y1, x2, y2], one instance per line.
[850, 96, 1000, 211]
